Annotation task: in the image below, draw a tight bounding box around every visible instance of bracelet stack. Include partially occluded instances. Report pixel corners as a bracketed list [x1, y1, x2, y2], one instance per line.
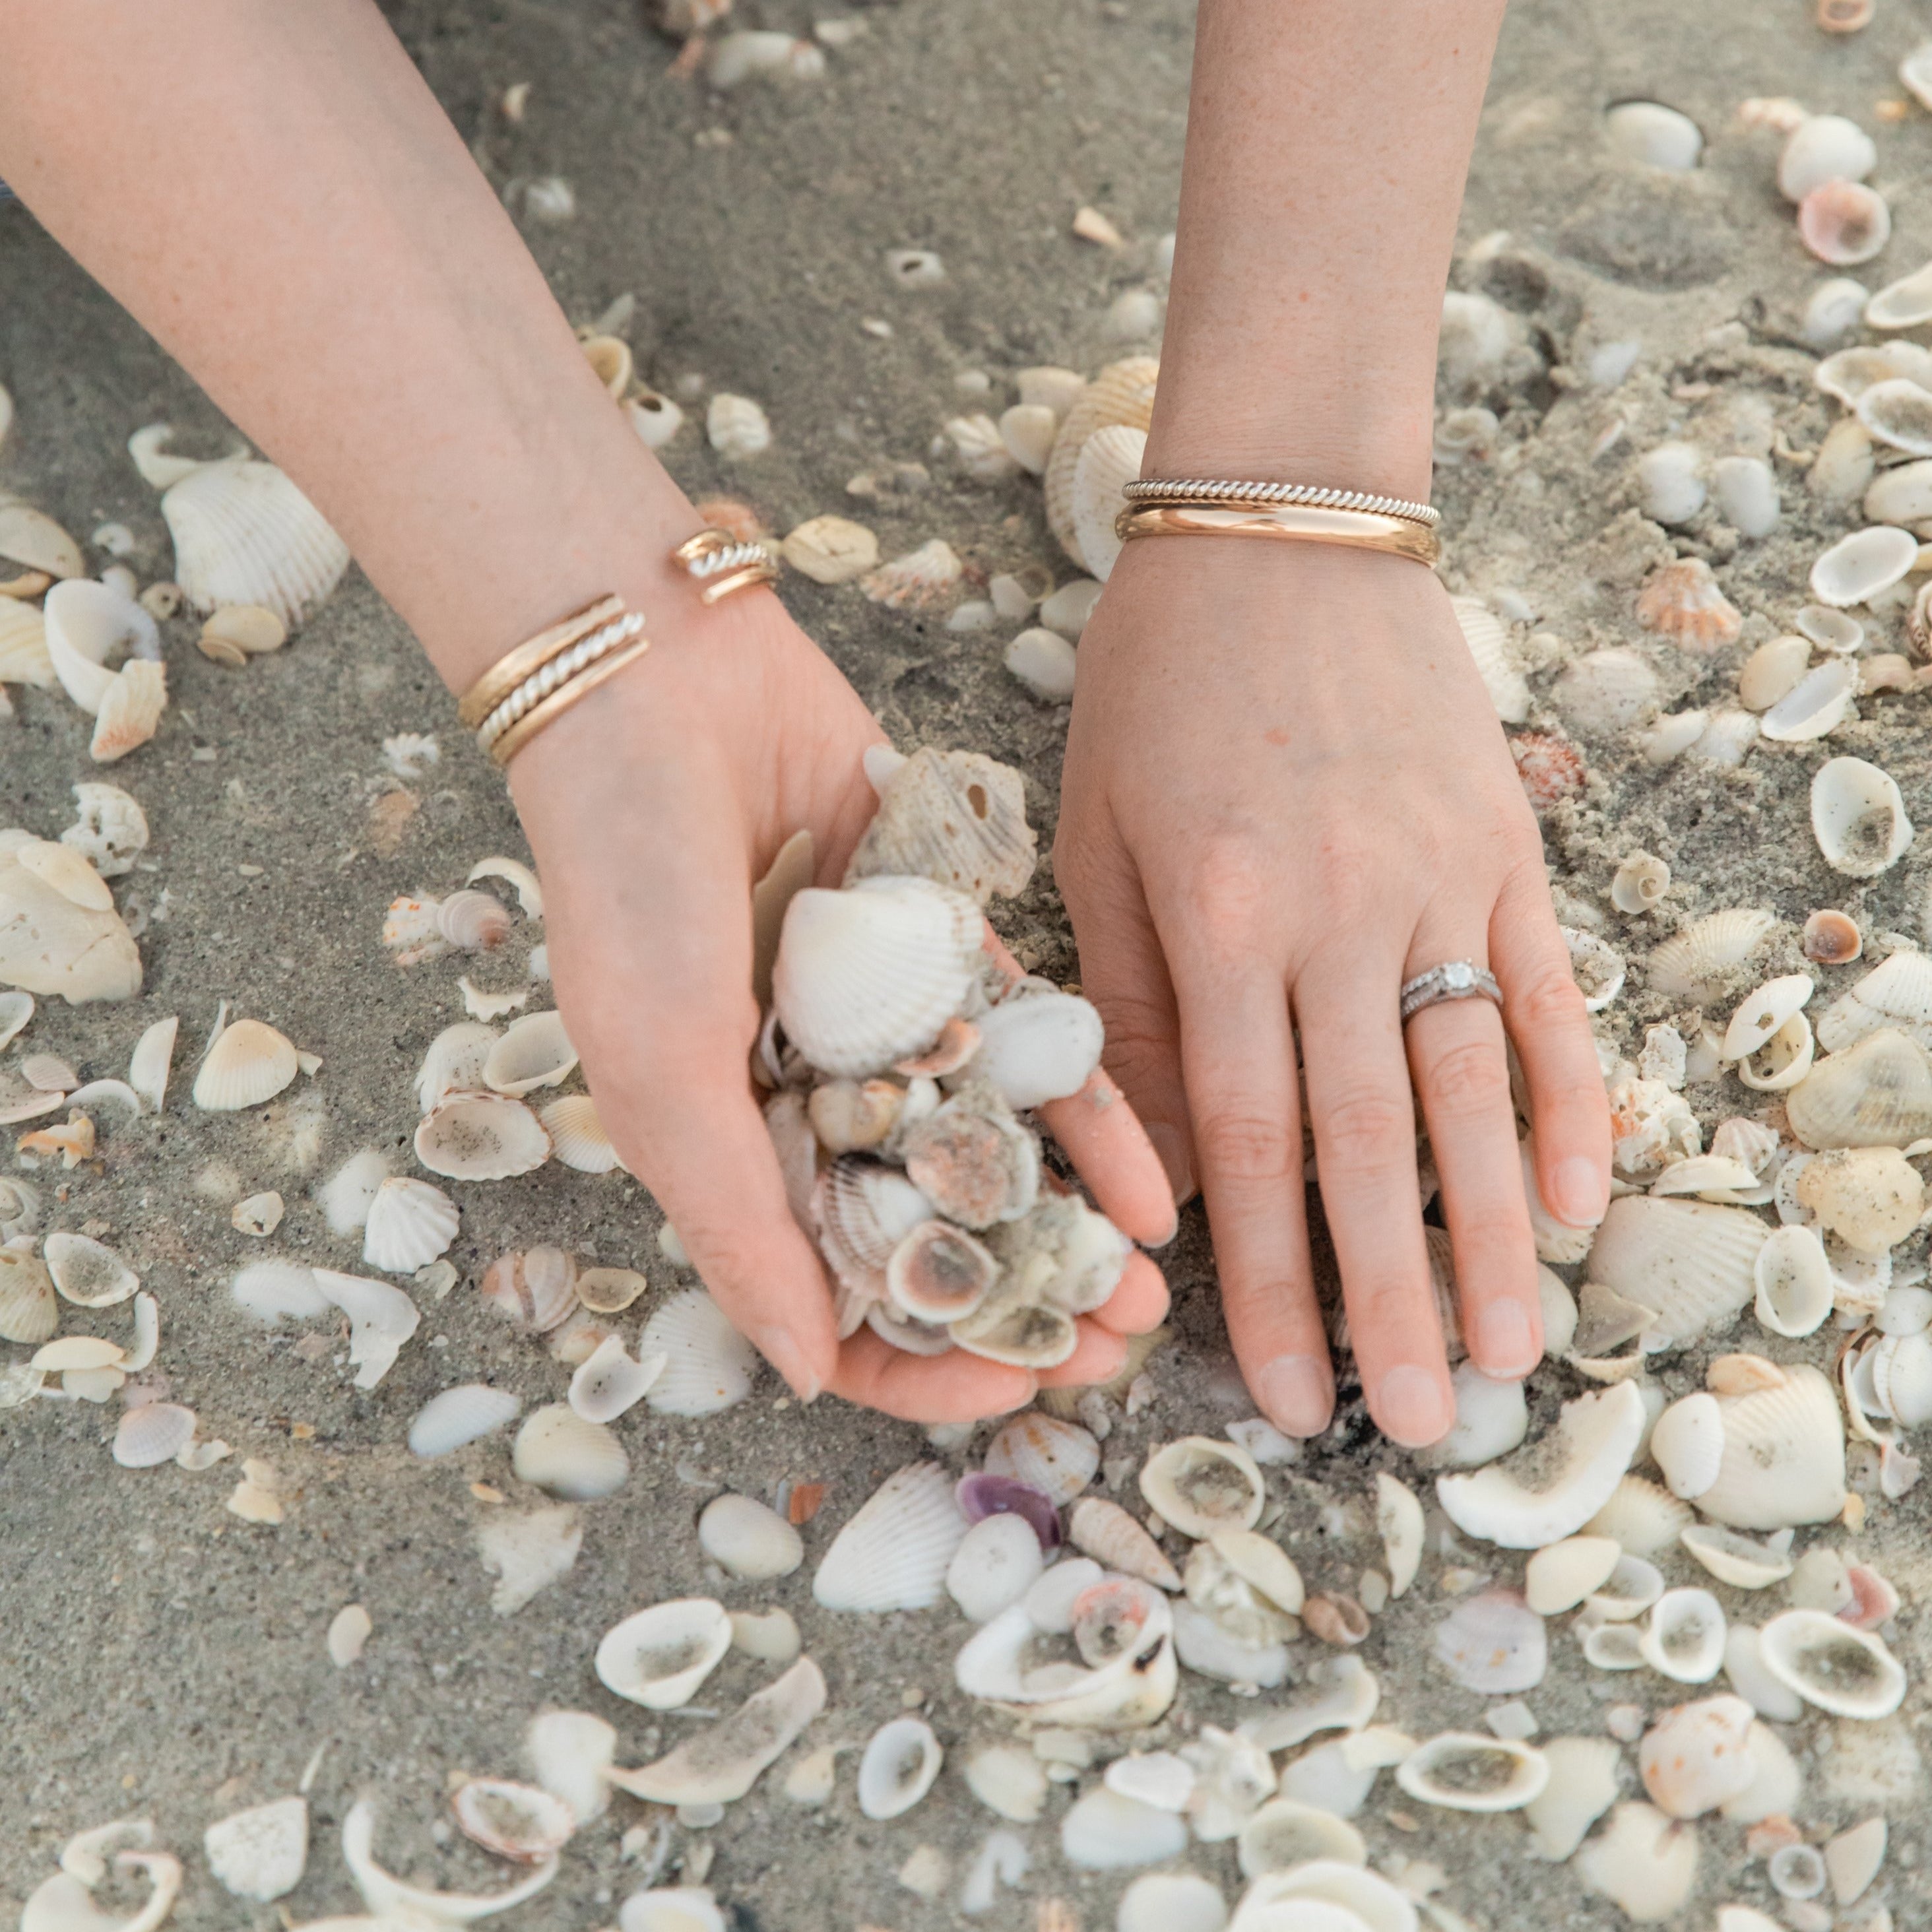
[674, 526, 781, 604]
[458, 593, 651, 768]
[1116, 476, 1441, 565]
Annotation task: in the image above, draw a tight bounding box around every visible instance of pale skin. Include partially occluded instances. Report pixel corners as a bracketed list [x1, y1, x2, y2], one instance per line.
[0, 1, 1609, 1442]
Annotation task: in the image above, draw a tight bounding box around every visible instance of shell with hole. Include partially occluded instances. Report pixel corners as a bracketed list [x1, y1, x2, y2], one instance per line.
[1396, 1733, 1549, 1813]
[1648, 1359, 1846, 1530]
[1812, 757, 1914, 878]
[1756, 1609, 1906, 1718]
[842, 746, 1038, 905]
[160, 457, 350, 626]
[0, 835, 141, 1002]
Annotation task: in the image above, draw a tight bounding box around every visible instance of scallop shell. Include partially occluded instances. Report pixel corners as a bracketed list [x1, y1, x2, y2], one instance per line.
[230, 1259, 330, 1323]
[536, 1094, 622, 1174]
[984, 1411, 1099, 1506]
[886, 1219, 998, 1323]
[812, 1158, 934, 1298]
[112, 1400, 197, 1468]
[1786, 1027, 1932, 1147]
[1646, 907, 1776, 998]
[511, 1403, 629, 1500]
[1066, 1496, 1181, 1590]
[0, 596, 55, 688]
[698, 1493, 803, 1580]
[1395, 1734, 1548, 1813]
[44, 1231, 138, 1307]
[1795, 1143, 1923, 1247]
[1584, 1196, 1768, 1350]
[967, 984, 1105, 1111]
[1523, 1735, 1625, 1861]
[1757, 1609, 1906, 1718]
[567, 1334, 665, 1423]
[480, 1246, 578, 1332]
[1070, 422, 1147, 581]
[1574, 1803, 1699, 1922]
[1556, 645, 1662, 734]
[0, 837, 143, 1003]
[606, 1657, 827, 1808]
[857, 1717, 943, 1820]
[1045, 357, 1158, 560]
[843, 746, 1037, 905]
[408, 1384, 521, 1458]
[1635, 558, 1741, 647]
[1139, 1436, 1266, 1539]
[1812, 757, 1913, 878]
[813, 1462, 968, 1612]
[0, 1250, 57, 1343]
[639, 1287, 759, 1415]
[451, 1780, 574, 1863]
[162, 459, 350, 626]
[1433, 1589, 1547, 1693]
[483, 1011, 577, 1096]
[1435, 1380, 1646, 1550]
[1450, 596, 1531, 723]
[361, 1177, 459, 1273]
[1817, 949, 1932, 1052]
[415, 1093, 551, 1178]
[193, 1017, 299, 1111]
[1669, 1359, 1846, 1530]
[773, 876, 983, 1078]
[203, 1795, 308, 1904]
[1638, 1694, 1755, 1819]
[860, 538, 964, 610]
[596, 1598, 730, 1709]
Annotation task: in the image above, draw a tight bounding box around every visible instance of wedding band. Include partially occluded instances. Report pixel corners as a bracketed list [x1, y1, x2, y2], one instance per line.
[1400, 960, 1503, 1023]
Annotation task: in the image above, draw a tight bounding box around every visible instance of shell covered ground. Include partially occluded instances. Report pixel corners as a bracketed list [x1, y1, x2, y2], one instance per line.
[5, 0, 1932, 1929]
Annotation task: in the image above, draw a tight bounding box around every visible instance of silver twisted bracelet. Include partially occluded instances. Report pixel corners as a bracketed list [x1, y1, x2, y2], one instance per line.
[1124, 478, 1440, 527]
[476, 612, 648, 752]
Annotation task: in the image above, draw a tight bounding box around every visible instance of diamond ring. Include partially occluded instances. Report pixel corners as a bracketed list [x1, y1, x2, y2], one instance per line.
[1400, 959, 1503, 1023]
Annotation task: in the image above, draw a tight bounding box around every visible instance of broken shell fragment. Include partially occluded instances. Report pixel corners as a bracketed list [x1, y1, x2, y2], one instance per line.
[482, 1010, 577, 1096]
[1812, 757, 1913, 877]
[312, 1268, 420, 1389]
[451, 1780, 575, 1863]
[607, 1656, 827, 1806]
[856, 1716, 943, 1820]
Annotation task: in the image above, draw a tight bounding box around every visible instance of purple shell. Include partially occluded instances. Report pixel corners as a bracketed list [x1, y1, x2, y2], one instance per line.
[955, 1471, 1062, 1552]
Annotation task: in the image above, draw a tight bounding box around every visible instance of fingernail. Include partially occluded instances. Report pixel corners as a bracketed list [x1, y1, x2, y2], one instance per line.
[1376, 1363, 1454, 1448]
[1256, 1354, 1332, 1437]
[1475, 1299, 1539, 1378]
[754, 1324, 822, 1403]
[1553, 1155, 1609, 1228]
[1146, 1122, 1196, 1209]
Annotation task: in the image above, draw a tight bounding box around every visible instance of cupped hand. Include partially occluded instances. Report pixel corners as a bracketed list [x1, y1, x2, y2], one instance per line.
[1054, 536, 1611, 1447]
[508, 589, 1175, 1423]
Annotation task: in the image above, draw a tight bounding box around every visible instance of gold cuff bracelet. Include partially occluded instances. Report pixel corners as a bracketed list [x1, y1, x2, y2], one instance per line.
[1115, 499, 1442, 566]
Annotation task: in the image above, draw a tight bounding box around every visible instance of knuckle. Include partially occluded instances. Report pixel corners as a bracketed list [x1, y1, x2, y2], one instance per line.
[1449, 1203, 1534, 1264]
[1183, 833, 1275, 947]
[1196, 1107, 1298, 1186]
[1512, 961, 1589, 1033]
[1318, 1089, 1415, 1171]
[1419, 1037, 1512, 1116]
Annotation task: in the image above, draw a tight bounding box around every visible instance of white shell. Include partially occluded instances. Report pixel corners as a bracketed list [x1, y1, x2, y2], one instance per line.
[415, 1093, 551, 1179]
[408, 1384, 520, 1458]
[1574, 1803, 1700, 1922]
[1607, 100, 1702, 168]
[193, 1017, 299, 1111]
[312, 1268, 420, 1388]
[1817, 949, 1932, 1052]
[1737, 634, 1812, 712]
[1753, 1224, 1834, 1337]
[0, 598, 54, 688]
[639, 1287, 758, 1415]
[1583, 1196, 1768, 1350]
[511, 1403, 629, 1500]
[113, 1401, 196, 1468]
[698, 1494, 803, 1580]
[1811, 524, 1919, 606]
[814, 1462, 967, 1612]
[1646, 907, 1776, 998]
[1433, 1364, 1528, 1467]
[567, 1334, 666, 1424]
[1757, 1608, 1906, 1718]
[1787, 1025, 1932, 1147]
[1553, 645, 1660, 734]
[1812, 757, 1914, 877]
[0, 1250, 57, 1343]
[606, 1657, 826, 1807]
[1433, 1590, 1546, 1693]
[1679, 1524, 1794, 1591]
[230, 1260, 329, 1324]
[1232, 1862, 1417, 1932]
[1780, 113, 1877, 201]
[856, 1717, 942, 1820]
[1637, 1694, 1755, 1819]
[1723, 976, 1814, 1060]
[773, 876, 984, 1078]
[524, 1708, 616, 1826]
[595, 1599, 731, 1708]
[451, 1780, 575, 1862]
[946, 1513, 1046, 1621]
[967, 985, 1104, 1110]
[44, 1231, 137, 1307]
[1045, 358, 1158, 559]
[62, 783, 147, 880]
[1638, 1588, 1727, 1683]
[1117, 1873, 1229, 1932]
[483, 1010, 578, 1095]
[1435, 1381, 1646, 1549]
[0, 837, 142, 1002]
[1825, 1817, 1888, 1908]
[1140, 1436, 1266, 1538]
[204, 1797, 308, 1903]
[416, 1022, 497, 1111]
[539, 1094, 622, 1173]
[1672, 1360, 1846, 1530]
[1373, 1473, 1424, 1599]
[1070, 423, 1147, 581]
[162, 458, 350, 625]
[362, 1177, 459, 1272]
[1524, 1535, 1621, 1615]
[1395, 1733, 1548, 1813]
[1060, 1788, 1188, 1871]
[843, 746, 1038, 905]
[41, 579, 159, 714]
[1857, 378, 1932, 455]
[90, 655, 168, 761]
[1523, 1735, 1625, 1860]
[1006, 628, 1078, 702]
[1587, 1553, 1666, 1621]
[984, 1411, 1099, 1505]
[1450, 596, 1531, 723]
[1235, 1800, 1365, 1879]
[1760, 658, 1857, 741]
[1650, 1392, 1724, 1498]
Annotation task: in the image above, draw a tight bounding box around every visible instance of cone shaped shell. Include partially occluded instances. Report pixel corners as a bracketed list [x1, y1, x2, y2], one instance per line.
[193, 1017, 299, 1111]
[1068, 1497, 1182, 1589]
[416, 1093, 551, 1178]
[511, 1403, 629, 1500]
[362, 1177, 459, 1272]
[1787, 1027, 1932, 1147]
[813, 1462, 967, 1611]
[638, 1287, 758, 1415]
[843, 746, 1038, 905]
[162, 458, 350, 626]
[595, 1598, 730, 1708]
[1045, 357, 1157, 558]
[773, 876, 984, 1078]
[1812, 757, 1914, 878]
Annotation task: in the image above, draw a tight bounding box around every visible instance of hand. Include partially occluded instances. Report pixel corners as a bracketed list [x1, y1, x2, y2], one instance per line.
[509, 592, 1175, 1423]
[1054, 536, 1611, 1446]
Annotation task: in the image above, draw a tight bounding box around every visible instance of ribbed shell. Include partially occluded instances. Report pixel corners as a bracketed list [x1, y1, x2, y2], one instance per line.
[1690, 1364, 1847, 1530]
[193, 1017, 299, 1111]
[415, 1093, 551, 1178]
[1070, 423, 1147, 581]
[112, 1400, 197, 1468]
[362, 1177, 461, 1272]
[416, 1021, 496, 1112]
[0, 1250, 57, 1343]
[1451, 596, 1531, 724]
[162, 459, 351, 626]
[1646, 908, 1776, 998]
[811, 1158, 932, 1293]
[1584, 1196, 1770, 1350]
[408, 1383, 520, 1458]
[638, 1287, 757, 1415]
[899, 1087, 1040, 1228]
[983, 1411, 1099, 1506]
[0, 597, 54, 688]
[511, 1403, 629, 1500]
[1067, 1496, 1181, 1589]
[534, 1093, 620, 1173]
[90, 659, 166, 762]
[1045, 357, 1157, 559]
[0, 839, 143, 1002]
[1816, 949, 1932, 1051]
[812, 1462, 968, 1611]
[1786, 1027, 1932, 1147]
[42, 578, 160, 714]
[842, 747, 1038, 905]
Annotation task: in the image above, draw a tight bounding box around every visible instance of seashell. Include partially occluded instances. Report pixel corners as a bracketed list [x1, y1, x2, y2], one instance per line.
[1521, 1735, 1624, 1862]
[639, 1287, 759, 1415]
[1070, 422, 1146, 581]
[1787, 1026, 1932, 1147]
[512, 1403, 629, 1500]
[857, 1717, 942, 1820]
[1575, 1801, 1701, 1922]
[162, 458, 349, 625]
[41, 579, 160, 715]
[1611, 852, 1671, 916]
[1140, 1436, 1266, 1539]
[899, 1085, 1039, 1228]
[61, 784, 146, 886]
[1722, 975, 1813, 1062]
[1067, 1496, 1180, 1589]
[1711, 454, 1780, 537]
[415, 1092, 550, 1178]
[1646, 907, 1775, 1000]
[193, 1017, 299, 1112]
[481, 1248, 579, 1332]
[0, 836, 143, 1003]
[1235, 1800, 1365, 1880]
[1389, 1733, 1546, 1815]
[1524, 1535, 1620, 1615]
[806, 1078, 901, 1158]
[1735, 635, 1811, 715]
[434, 889, 511, 955]
[774, 876, 982, 1079]
[697, 1493, 802, 1581]
[0, 598, 55, 692]
[1753, 1224, 1833, 1337]
[1756, 657, 1855, 744]
[860, 538, 964, 610]
[957, 1475, 1062, 1557]
[595, 1598, 730, 1708]
[1449, 597, 1531, 723]
[1795, 1143, 1923, 1246]
[946, 1512, 1046, 1621]
[1638, 1588, 1727, 1683]
[1584, 1196, 1767, 1351]
[1511, 732, 1586, 813]
[230, 1258, 329, 1324]
[982, 1192, 1130, 1322]
[451, 1780, 573, 1863]
[959, 1580, 1176, 1731]
[1059, 1789, 1188, 1872]
[482, 1011, 576, 1097]
[964, 982, 1104, 1112]
[1045, 358, 1158, 559]
[843, 746, 1037, 906]
[886, 1219, 998, 1323]
[1757, 1608, 1906, 1718]
[1651, 1392, 1724, 1500]
[1680, 1524, 1794, 1591]
[1817, 948, 1932, 1051]
[312, 1268, 420, 1388]
[1636, 557, 1741, 647]
[1436, 1380, 1646, 1549]
[360, 1176, 459, 1273]
[0, 1250, 57, 1343]
[1768, 1843, 1828, 1901]
[112, 1400, 196, 1469]
[1811, 756, 1913, 878]
[536, 1093, 622, 1175]
[608, 1655, 828, 1809]
[1800, 178, 1890, 265]
[1636, 441, 1705, 526]
[1780, 112, 1877, 201]
[1184, 1540, 1297, 1652]
[1433, 1589, 1545, 1693]
[1637, 1694, 1755, 1820]
[964, 1744, 1050, 1826]
[203, 1796, 308, 1904]
[975, 1414, 1094, 1510]
[1665, 1359, 1846, 1530]
[1433, 1363, 1528, 1464]
[1004, 625, 1079, 701]
[1824, 1816, 1887, 1906]
[44, 1231, 137, 1307]
[408, 1384, 520, 1458]
[125, 1015, 177, 1114]
[781, 513, 878, 584]
[567, 1334, 665, 1423]
[814, 1462, 967, 1612]
[1605, 99, 1702, 168]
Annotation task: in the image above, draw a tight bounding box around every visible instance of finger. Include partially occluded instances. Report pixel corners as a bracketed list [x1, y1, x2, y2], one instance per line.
[1089, 1252, 1171, 1336]
[1295, 956, 1454, 1447]
[1401, 944, 1542, 1382]
[829, 1329, 1037, 1423]
[1035, 1324, 1130, 1390]
[1163, 941, 1334, 1438]
[1493, 868, 1612, 1231]
[984, 929, 1178, 1247]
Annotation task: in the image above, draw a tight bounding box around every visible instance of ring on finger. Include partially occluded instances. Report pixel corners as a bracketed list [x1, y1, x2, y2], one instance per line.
[1400, 959, 1502, 1023]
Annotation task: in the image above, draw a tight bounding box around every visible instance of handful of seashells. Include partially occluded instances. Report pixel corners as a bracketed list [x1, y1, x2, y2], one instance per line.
[759, 742, 1128, 1367]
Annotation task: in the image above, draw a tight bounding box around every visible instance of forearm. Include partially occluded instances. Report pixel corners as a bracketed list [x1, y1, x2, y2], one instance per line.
[0, 0, 695, 691]
[1149, 0, 1508, 496]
